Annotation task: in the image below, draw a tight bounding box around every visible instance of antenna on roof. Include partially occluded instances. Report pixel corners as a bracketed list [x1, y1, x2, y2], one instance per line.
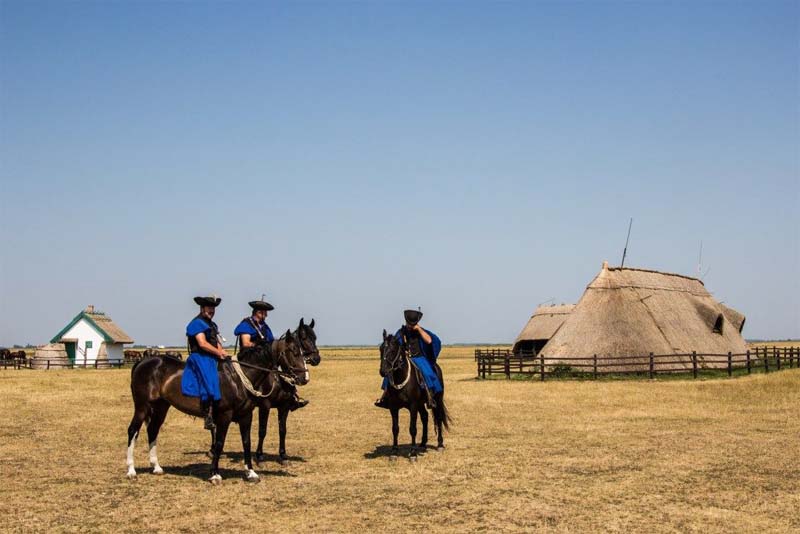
[697, 241, 711, 280]
[620, 218, 633, 267]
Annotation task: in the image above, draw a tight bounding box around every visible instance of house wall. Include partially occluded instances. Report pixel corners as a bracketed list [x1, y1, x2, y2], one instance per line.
[60, 319, 105, 365]
[106, 344, 124, 364]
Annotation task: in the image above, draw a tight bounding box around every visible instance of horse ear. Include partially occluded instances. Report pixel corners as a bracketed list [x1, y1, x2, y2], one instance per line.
[309, 318, 315, 329]
[382, 329, 387, 340]
[285, 329, 293, 340]
[299, 317, 305, 327]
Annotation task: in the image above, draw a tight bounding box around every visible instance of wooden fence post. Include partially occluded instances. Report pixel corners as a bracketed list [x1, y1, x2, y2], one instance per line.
[775, 346, 781, 371]
[764, 348, 769, 373]
[692, 351, 697, 379]
[593, 354, 597, 380]
[746, 349, 751, 374]
[46, 360, 50, 370]
[727, 351, 732, 377]
[539, 353, 545, 382]
[504, 355, 510, 380]
[649, 352, 654, 380]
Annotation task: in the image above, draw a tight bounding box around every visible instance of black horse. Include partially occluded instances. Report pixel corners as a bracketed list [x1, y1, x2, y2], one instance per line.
[379, 329, 451, 460]
[205, 318, 322, 465]
[254, 318, 321, 465]
[126, 329, 308, 484]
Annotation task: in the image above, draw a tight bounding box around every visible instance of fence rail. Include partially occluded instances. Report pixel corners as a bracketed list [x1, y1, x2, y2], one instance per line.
[0, 359, 125, 370]
[475, 346, 800, 380]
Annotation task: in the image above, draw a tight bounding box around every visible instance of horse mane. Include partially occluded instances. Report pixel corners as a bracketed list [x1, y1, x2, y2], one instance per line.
[238, 343, 275, 368]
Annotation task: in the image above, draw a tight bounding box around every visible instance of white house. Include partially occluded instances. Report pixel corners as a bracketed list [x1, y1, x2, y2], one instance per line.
[50, 305, 134, 365]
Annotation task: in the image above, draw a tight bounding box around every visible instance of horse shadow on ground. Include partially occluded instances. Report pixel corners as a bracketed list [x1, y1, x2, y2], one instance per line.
[364, 444, 432, 459]
[161, 463, 296, 481]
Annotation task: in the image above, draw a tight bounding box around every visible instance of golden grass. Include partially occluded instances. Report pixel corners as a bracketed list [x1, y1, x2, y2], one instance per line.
[1, 347, 799, 533]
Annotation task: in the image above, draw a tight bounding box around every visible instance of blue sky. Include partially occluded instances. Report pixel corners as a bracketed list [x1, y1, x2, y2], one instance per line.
[1, 1, 797, 346]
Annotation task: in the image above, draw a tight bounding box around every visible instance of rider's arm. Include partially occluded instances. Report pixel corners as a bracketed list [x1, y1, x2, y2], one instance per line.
[415, 325, 433, 345]
[196, 332, 227, 359]
[240, 334, 254, 348]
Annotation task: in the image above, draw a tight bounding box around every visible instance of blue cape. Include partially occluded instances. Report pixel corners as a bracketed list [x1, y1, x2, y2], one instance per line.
[234, 318, 274, 343]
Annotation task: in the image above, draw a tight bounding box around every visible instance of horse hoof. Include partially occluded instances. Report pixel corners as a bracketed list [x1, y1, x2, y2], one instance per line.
[436, 446, 445, 452]
[418, 446, 427, 455]
[389, 455, 398, 462]
[208, 474, 223, 485]
[255, 454, 266, 464]
[409, 455, 417, 462]
[126, 470, 137, 480]
[279, 459, 289, 467]
[152, 466, 164, 475]
[245, 470, 260, 483]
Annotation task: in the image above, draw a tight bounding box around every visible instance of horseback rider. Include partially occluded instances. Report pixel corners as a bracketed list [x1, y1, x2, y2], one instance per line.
[181, 295, 229, 430]
[234, 298, 309, 411]
[375, 308, 443, 409]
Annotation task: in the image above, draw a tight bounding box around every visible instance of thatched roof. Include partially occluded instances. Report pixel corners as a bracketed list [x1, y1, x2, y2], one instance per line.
[512, 304, 575, 352]
[540, 263, 748, 366]
[51, 305, 134, 344]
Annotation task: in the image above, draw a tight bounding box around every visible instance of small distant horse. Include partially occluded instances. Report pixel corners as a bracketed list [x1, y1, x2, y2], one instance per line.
[126, 330, 308, 484]
[379, 329, 451, 460]
[254, 318, 321, 465]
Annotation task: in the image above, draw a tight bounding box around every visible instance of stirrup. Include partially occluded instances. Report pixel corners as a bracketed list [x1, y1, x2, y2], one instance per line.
[203, 412, 216, 431]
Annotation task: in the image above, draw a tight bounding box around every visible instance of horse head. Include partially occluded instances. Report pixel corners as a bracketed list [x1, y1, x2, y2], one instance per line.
[296, 318, 321, 366]
[277, 329, 309, 386]
[379, 329, 405, 377]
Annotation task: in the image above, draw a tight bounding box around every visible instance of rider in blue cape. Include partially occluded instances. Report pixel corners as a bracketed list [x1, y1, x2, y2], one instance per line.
[233, 298, 308, 410]
[375, 308, 443, 409]
[181, 295, 230, 430]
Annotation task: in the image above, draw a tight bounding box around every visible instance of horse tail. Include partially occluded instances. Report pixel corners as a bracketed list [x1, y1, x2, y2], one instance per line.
[433, 393, 451, 432]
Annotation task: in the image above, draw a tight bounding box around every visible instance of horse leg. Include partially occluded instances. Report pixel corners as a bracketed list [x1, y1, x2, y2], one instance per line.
[390, 407, 400, 459]
[436, 393, 445, 451]
[419, 408, 429, 453]
[278, 405, 289, 466]
[238, 412, 259, 483]
[126, 405, 147, 479]
[409, 407, 418, 461]
[255, 405, 270, 463]
[146, 400, 170, 475]
[209, 417, 230, 485]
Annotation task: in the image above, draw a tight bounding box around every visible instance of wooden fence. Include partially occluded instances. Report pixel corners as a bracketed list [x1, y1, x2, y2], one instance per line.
[475, 346, 800, 380]
[0, 359, 125, 370]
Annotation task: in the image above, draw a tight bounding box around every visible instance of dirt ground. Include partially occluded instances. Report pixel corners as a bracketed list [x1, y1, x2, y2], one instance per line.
[1, 347, 798, 533]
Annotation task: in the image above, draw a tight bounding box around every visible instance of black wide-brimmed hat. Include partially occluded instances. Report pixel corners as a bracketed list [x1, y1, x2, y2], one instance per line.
[404, 309, 423, 325]
[248, 300, 274, 312]
[194, 295, 222, 307]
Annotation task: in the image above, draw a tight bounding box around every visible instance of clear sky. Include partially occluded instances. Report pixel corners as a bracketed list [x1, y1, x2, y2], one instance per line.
[1, 1, 798, 347]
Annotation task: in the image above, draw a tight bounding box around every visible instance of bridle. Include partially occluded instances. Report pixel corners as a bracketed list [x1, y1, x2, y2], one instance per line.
[381, 338, 410, 390]
[295, 328, 321, 365]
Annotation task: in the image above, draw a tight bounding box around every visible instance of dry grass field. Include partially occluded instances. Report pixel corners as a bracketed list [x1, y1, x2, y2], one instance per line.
[1, 346, 799, 533]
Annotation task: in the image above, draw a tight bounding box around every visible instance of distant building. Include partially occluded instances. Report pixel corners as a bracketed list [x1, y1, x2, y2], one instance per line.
[512, 304, 575, 355]
[50, 305, 134, 365]
[538, 262, 747, 370]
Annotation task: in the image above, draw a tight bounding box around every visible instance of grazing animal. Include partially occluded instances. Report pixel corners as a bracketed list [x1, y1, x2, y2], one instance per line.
[254, 318, 321, 465]
[126, 330, 308, 484]
[379, 329, 451, 460]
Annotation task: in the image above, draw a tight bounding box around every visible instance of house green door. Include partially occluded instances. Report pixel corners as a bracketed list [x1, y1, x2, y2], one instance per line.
[64, 342, 76, 364]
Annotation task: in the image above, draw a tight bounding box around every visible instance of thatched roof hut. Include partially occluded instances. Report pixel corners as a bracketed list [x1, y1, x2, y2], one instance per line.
[540, 262, 747, 370]
[31, 343, 70, 369]
[512, 304, 575, 354]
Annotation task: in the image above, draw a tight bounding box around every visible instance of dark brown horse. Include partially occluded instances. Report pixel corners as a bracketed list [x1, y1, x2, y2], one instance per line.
[379, 330, 451, 460]
[126, 330, 307, 484]
[254, 318, 321, 465]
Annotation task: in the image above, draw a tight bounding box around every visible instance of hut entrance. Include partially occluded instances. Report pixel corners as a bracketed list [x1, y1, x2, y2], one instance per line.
[63, 341, 76, 364]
